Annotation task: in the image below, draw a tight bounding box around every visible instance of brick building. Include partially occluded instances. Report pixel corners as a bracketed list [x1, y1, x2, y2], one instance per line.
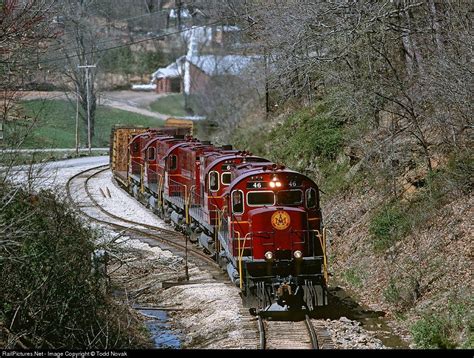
[151, 61, 182, 94]
[185, 55, 260, 95]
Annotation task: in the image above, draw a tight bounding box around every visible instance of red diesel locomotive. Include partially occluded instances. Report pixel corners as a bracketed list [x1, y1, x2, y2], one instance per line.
[110, 123, 329, 314]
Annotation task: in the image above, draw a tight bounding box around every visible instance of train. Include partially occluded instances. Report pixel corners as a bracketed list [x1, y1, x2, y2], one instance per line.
[110, 119, 329, 315]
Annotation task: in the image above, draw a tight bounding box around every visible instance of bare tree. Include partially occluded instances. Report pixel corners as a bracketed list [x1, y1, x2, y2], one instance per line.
[0, 0, 55, 345]
[189, 0, 472, 175]
[0, 0, 57, 166]
[53, 0, 102, 146]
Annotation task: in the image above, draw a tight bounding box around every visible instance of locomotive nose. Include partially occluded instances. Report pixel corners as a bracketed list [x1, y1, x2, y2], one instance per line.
[248, 206, 307, 260]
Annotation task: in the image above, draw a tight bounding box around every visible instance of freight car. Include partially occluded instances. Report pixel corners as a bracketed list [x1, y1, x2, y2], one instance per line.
[110, 123, 329, 314]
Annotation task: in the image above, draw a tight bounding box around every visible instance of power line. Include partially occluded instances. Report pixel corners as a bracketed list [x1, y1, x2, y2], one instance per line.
[44, 7, 175, 55]
[5, 4, 253, 67]
[11, 19, 229, 68]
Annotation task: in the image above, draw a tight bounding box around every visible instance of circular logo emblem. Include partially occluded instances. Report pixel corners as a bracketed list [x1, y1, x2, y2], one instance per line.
[271, 210, 291, 230]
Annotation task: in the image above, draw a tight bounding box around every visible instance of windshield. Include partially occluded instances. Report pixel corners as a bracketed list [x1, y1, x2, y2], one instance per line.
[247, 191, 275, 206]
[277, 190, 303, 205]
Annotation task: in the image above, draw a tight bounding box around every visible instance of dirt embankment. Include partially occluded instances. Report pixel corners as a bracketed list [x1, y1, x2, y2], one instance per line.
[325, 187, 473, 346]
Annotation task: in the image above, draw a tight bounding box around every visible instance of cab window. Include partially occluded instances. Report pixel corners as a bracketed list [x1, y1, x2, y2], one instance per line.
[147, 147, 156, 161]
[306, 188, 317, 208]
[209, 171, 219, 191]
[247, 191, 275, 206]
[232, 190, 244, 214]
[221, 172, 231, 185]
[277, 190, 303, 205]
[169, 155, 177, 170]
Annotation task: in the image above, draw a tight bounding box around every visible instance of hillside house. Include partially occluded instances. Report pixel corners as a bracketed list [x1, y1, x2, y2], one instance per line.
[151, 60, 182, 94]
[184, 55, 260, 95]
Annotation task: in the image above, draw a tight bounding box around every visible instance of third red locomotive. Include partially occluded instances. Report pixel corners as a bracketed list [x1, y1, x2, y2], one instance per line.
[110, 121, 329, 314]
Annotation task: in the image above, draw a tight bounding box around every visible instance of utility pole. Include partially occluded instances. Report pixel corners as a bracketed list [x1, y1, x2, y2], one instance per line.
[78, 64, 96, 155]
[75, 83, 79, 156]
[175, 0, 182, 29]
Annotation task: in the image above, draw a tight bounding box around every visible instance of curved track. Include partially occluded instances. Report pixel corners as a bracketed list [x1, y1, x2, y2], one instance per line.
[65, 165, 221, 274]
[66, 165, 336, 349]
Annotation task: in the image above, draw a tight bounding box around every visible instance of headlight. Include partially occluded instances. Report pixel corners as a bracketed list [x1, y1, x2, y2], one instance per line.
[264, 251, 273, 260]
[293, 250, 303, 259]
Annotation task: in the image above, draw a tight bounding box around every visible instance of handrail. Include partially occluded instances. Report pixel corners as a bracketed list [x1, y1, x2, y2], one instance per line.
[157, 174, 164, 207]
[236, 230, 242, 289]
[168, 177, 187, 195]
[289, 228, 309, 245]
[312, 229, 328, 283]
[251, 228, 306, 248]
[237, 232, 251, 290]
[127, 155, 132, 186]
[215, 208, 223, 247]
[185, 185, 194, 225]
[252, 231, 275, 237]
[140, 163, 145, 193]
[322, 227, 329, 283]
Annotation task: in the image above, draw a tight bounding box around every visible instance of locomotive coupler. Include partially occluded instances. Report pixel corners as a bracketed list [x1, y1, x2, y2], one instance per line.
[276, 281, 294, 306]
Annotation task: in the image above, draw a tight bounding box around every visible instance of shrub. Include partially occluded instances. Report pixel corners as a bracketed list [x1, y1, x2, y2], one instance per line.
[411, 315, 455, 349]
[341, 267, 363, 288]
[383, 278, 402, 304]
[411, 302, 473, 349]
[229, 101, 349, 195]
[270, 105, 344, 165]
[444, 151, 473, 195]
[318, 160, 352, 196]
[100, 47, 167, 76]
[369, 202, 410, 251]
[100, 47, 134, 75]
[230, 122, 272, 158]
[0, 183, 148, 348]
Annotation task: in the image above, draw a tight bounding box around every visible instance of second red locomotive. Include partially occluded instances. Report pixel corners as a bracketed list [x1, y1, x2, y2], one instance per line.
[110, 123, 329, 314]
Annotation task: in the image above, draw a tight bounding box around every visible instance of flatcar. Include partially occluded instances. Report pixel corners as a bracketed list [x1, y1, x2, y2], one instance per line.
[110, 123, 329, 314]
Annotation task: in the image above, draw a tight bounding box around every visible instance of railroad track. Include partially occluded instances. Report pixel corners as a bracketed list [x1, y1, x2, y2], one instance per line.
[257, 314, 335, 349]
[65, 165, 222, 275]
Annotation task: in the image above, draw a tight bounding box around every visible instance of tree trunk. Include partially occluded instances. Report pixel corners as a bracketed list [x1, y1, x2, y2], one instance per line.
[427, 0, 444, 53]
[404, 7, 424, 75]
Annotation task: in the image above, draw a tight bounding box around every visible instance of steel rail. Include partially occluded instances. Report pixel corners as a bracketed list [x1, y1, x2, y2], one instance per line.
[305, 314, 319, 349]
[84, 167, 185, 235]
[257, 315, 265, 350]
[65, 165, 218, 267]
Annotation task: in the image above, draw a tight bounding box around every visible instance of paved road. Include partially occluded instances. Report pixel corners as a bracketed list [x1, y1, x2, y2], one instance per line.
[2, 155, 109, 172]
[20, 90, 169, 120]
[39, 155, 109, 169]
[100, 95, 168, 120]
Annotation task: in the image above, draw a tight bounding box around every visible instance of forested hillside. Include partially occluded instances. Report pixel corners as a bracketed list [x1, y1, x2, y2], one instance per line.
[190, 0, 472, 348]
